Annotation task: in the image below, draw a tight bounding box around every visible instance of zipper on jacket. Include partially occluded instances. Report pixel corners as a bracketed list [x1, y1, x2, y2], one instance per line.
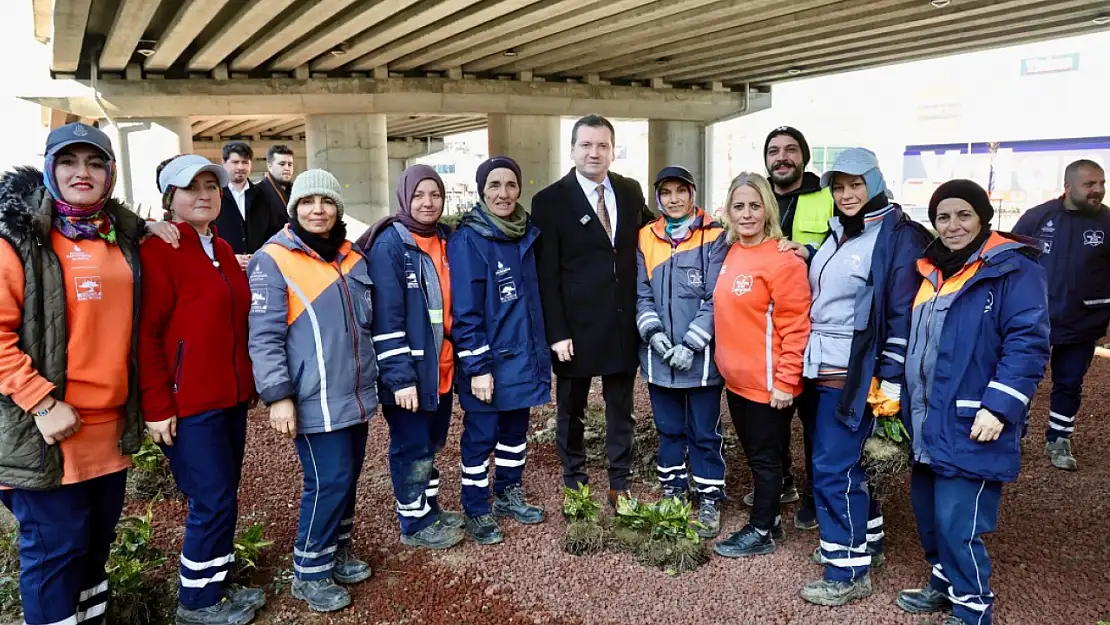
[333, 264, 367, 421]
[664, 244, 676, 387]
[173, 339, 184, 393]
[918, 288, 941, 441]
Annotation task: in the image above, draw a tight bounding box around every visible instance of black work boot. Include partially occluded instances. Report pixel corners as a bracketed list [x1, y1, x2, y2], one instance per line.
[694, 498, 720, 539]
[224, 583, 266, 612]
[799, 575, 873, 606]
[493, 485, 545, 524]
[794, 494, 819, 531]
[896, 585, 951, 614]
[290, 578, 350, 612]
[333, 544, 372, 584]
[466, 514, 504, 545]
[175, 599, 256, 625]
[401, 521, 464, 550]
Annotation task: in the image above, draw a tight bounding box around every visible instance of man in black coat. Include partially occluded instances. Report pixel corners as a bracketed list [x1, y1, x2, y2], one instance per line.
[252, 143, 294, 241]
[531, 115, 655, 510]
[212, 141, 288, 269]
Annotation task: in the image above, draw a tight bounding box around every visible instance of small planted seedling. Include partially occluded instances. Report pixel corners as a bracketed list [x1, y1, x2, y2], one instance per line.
[234, 522, 275, 580]
[562, 484, 605, 556]
[863, 415, 912, 498]
[126, 437, 181, 501]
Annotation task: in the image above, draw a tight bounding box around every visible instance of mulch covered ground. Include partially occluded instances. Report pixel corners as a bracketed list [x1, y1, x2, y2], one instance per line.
[141, 354, 1110, 625]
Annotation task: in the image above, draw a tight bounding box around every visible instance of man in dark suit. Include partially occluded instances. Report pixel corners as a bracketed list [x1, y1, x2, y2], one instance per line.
[212, 141, 288, 269]
[531, 114, 655, 510]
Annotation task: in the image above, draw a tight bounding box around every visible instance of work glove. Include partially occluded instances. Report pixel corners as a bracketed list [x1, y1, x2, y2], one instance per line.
[649, 332, 674, 358]
[667, 344, 695, 372]
[867, 377, 902, 417]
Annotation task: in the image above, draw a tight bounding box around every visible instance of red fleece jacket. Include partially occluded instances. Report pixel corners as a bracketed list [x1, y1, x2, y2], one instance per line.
[139, 222, 254, 422]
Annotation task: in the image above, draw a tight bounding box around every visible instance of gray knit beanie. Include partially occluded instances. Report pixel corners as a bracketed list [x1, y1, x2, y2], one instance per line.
[287, 169, 345, 219]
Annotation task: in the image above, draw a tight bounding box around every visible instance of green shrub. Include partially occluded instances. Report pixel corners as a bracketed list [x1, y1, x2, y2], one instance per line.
[562, 484, 602, 524]
[562, 485, 605, 556]
[0, 525, 21, 620]
[107, 505, 173, 625]
[615, 495, 702, 544]
[612, 495, 709, 574]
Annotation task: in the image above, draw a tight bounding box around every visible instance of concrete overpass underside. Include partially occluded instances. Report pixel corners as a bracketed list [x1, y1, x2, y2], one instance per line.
[23, 0, 1108, 220]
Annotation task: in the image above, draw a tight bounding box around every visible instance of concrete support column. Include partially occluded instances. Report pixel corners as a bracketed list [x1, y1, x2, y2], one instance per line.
[305, 113, 389, 228]
[648, 120, 706, 212]
[106, 117, 193, 217]
[388, 157, 407, 212]
[487, 114, 561, 209]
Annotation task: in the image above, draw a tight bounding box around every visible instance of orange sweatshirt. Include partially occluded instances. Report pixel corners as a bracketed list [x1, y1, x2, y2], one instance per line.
[713, 239, 812, 403]
[0, 233, 133, 483]
[414, 233, 455, 396]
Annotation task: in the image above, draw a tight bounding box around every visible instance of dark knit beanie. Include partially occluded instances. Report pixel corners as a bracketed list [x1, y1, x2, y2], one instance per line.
[928, 179, 994, 227]
[764, 126, 811, 166]
[476, 156, 522, 192]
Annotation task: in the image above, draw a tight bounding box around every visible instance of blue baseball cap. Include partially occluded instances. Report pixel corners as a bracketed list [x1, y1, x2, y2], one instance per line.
[45, 122, 115, 161]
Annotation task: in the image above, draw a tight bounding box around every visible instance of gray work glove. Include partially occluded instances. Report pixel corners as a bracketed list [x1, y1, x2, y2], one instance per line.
[667, 344, 695, 371]
[649, 332, 674, 358]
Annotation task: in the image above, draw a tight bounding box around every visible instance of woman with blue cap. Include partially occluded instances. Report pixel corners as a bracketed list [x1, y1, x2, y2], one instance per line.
[781, 147, 932, 606]
[449, 156, 550, 545]
[0, 122, 158, 625]
[139, 153, 265, 625]
[634, 165, 727, 537]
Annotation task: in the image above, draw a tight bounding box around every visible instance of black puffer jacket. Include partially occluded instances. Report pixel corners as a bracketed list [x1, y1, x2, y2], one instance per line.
[0, 166, 144, 490]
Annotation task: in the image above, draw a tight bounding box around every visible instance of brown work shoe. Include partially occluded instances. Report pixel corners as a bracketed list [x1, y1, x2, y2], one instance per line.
[607, 488, 631, 513]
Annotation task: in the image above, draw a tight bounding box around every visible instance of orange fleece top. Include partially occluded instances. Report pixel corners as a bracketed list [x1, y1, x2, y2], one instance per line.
[414, 233, 455, 396]
[0, 232, 133, 484]
[713, 239, 812, 403]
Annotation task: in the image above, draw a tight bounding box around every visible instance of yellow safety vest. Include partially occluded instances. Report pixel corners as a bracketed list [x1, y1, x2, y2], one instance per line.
[791, 188, 835, 246]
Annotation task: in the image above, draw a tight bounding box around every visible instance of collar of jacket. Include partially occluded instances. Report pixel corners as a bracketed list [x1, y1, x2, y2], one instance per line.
[271, 223, 354, 263]
[918, 230, 1042, 283]
[648, 207, 714, 241]
[0, 165, 143, 246]
[458, 205, 536, 242]
[392, 220, 450, 248]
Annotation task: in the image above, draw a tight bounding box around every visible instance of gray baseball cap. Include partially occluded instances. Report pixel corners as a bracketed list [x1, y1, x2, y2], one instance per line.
[158, 154, 230, 193]
[45, 122, 115, 161]
[820, 147, 881, 189]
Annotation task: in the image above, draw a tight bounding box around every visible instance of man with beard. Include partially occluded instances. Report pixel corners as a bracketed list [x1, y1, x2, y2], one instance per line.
[1014, 159, 1109, 472]
[252, 143, 295, 238]
[765, 126, 834, 246]
[744, 126, 836, 533]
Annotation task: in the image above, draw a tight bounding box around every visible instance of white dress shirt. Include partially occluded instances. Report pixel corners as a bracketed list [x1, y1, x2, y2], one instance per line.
[575, 169, 617, 242]
[229, 179, 251, 220]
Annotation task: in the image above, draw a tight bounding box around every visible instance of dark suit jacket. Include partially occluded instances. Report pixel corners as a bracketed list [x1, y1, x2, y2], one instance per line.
[532, 168, 655, 378]
[214, 179, 287, 255]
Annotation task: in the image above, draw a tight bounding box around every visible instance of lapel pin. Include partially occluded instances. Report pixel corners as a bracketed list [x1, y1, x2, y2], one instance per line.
[580, 215, 592, 225]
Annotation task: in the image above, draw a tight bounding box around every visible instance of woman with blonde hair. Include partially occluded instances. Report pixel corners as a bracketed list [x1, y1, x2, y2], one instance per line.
[712, 173, 812, 557]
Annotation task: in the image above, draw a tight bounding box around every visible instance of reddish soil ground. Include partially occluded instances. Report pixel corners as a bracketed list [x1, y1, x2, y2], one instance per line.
[140, 355, 1110, 625]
